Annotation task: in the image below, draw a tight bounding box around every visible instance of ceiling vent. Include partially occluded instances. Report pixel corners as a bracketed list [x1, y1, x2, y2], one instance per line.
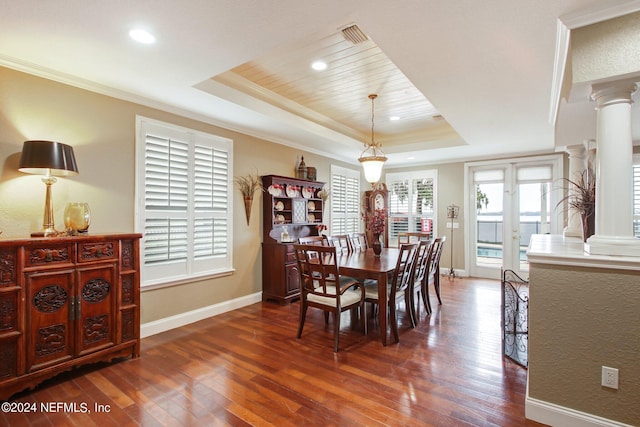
[341, 24, 369, 44]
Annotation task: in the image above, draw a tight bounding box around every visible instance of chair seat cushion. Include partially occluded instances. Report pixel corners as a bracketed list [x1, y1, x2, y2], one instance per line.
[308, 286, 362, 307]
[364, 283, 404, 301]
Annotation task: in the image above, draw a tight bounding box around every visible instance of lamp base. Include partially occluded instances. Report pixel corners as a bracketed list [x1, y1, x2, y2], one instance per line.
[31, 228, 59, 238]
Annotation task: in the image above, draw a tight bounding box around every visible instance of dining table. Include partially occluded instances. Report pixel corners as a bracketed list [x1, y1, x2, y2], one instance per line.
[337, 247, 400, 346]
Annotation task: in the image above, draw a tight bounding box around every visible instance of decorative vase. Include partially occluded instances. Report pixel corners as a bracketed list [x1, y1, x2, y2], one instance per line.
[372, 233, 382, 257]
[581, 211, 595, 242]
[243, 196, 253, 226]
[64, 202, 91, 234]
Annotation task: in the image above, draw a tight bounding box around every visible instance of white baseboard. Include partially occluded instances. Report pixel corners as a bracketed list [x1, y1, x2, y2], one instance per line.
[140, 292, 263, 338]
[525, 394, 633, 427]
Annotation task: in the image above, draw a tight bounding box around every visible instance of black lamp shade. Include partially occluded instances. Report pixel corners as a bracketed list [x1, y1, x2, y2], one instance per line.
[18, 140, 79, 176]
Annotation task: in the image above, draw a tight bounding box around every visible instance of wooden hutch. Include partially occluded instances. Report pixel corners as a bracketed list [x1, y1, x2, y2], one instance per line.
[261, 175, 325, 304]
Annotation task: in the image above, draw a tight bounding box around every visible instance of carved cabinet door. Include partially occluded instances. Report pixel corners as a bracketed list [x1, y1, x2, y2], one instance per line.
[26, 269, 75, 371]
[76, 264, 116, 355]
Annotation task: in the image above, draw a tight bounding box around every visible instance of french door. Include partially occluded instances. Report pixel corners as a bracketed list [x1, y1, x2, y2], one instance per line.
[465, 155, 563, 279]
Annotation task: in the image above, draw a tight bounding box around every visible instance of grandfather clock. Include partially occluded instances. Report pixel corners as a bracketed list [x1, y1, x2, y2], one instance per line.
[363, 183, 389, 247]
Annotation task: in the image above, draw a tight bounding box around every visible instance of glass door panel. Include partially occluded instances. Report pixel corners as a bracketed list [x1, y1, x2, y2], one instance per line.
[516, 182, 551, 274]
[476, 182, 504, 271]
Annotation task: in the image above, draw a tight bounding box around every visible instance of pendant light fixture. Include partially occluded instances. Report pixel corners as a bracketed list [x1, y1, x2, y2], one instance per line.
[358, 94, 387, 184]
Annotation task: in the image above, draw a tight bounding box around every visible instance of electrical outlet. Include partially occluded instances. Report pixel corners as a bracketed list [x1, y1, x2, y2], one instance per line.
[601, 366, 619, 389]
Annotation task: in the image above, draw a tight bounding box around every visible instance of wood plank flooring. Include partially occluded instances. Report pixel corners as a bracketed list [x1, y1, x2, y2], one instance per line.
[2, 277, 546, 426]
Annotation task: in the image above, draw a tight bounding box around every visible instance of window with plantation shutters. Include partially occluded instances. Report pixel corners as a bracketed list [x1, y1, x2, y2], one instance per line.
[136, 117, 233, 287]
[386, 170, 437, 246]
[330, 165, 360, 234]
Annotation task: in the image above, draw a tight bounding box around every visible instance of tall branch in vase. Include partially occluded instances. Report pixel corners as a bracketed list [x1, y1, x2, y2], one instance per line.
[235, 172, 262, 226]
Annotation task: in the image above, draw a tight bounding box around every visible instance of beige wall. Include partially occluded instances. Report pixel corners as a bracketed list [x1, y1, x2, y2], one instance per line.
[0, 66, 354, 324]
[529, 262, 640, 424]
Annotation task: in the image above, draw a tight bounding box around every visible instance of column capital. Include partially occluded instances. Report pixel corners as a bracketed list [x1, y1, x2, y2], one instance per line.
[561, 144, 586, 158]
[591, 78, 638, 108]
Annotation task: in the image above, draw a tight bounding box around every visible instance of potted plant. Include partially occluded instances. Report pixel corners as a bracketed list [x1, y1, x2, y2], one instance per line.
[556, 168, 595, 242]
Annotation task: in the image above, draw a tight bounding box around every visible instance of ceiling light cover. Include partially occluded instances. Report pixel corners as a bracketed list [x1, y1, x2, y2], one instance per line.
[311, 61, 327, 71]
[129, 29, 156, 44]
[358, 94, 387, 184]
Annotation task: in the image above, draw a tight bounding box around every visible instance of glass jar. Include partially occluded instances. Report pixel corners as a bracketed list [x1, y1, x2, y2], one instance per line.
[64, 202, 91, 234]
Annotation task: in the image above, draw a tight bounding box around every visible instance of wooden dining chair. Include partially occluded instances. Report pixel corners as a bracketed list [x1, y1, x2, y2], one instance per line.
[348, 232, 369, 251]
[293, 244, 366, 352]
[364, 243, 419, 343]
[326, 234, 351, 254]
[408, 239, 432, 326]
[420, 236, 446, 314]
[298, 235, 327, 245]
[398, 232, 432, 246]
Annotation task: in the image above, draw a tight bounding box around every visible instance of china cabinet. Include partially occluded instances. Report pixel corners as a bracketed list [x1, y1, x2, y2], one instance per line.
[261, 175, 325, 303]
[0, 233, 141, 400]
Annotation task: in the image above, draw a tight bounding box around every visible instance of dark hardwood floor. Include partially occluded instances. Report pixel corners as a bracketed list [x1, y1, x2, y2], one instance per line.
[2, 277, 546, 426]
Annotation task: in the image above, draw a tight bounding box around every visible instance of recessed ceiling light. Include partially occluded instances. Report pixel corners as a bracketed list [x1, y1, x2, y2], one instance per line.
[407, 156, 415, 160]
[129, 29, 156, 44]
[390, 116, 400, 121]
[311, 61, 327, 71]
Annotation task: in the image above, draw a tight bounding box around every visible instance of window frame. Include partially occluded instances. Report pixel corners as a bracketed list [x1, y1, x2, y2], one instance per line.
[135, 116, 234, 289]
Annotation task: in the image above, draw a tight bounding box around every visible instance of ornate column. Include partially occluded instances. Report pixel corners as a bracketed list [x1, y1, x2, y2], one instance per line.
[562, 143, 588, 238]
[585, 78, 640, 256]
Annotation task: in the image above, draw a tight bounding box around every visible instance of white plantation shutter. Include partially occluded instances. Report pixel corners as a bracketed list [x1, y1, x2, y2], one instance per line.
[144, 135, 189, 264]
[193, 145, 228, 258]
[387, 171, 437, 245]
[331, 165, 360, 234]
[388, 178, 410, 236]
[136, 117, 233, 287]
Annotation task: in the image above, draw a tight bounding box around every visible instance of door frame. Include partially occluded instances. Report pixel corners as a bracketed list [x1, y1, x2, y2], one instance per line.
[464, 154, 564, 279]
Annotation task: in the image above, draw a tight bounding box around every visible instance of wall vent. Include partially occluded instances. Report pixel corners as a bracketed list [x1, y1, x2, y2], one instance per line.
[341, 24, 369, 44]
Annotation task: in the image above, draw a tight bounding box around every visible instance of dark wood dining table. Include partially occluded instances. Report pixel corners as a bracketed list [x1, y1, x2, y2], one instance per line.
[337, 247, 400, 346]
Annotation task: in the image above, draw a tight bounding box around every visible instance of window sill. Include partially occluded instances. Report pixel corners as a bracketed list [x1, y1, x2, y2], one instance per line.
[141, 268, 236, 292]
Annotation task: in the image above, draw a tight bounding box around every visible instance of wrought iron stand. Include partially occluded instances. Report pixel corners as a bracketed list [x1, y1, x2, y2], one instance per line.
[446, 204, 459, 278]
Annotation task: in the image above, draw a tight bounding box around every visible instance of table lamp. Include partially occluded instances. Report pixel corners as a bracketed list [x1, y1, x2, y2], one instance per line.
[19, 140, 79, 237]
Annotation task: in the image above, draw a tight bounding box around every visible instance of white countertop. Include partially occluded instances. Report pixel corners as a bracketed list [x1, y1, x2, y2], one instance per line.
[527, 234, 640, 271]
